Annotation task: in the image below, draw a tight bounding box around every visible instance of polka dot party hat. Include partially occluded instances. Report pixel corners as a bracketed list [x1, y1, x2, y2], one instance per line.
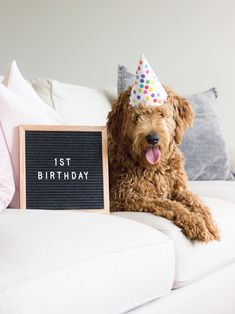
[130, 53, 167, 107]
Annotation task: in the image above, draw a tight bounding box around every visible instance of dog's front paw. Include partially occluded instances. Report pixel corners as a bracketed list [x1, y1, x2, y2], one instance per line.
[205, 220, 220, 241]
[175, 213, 213, 242]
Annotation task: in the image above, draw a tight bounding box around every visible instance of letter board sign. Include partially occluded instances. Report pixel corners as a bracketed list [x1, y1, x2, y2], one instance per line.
[19, 125, 109, 212]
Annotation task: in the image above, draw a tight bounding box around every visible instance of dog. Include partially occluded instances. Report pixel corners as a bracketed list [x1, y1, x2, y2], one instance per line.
[107, 86, 220, 242]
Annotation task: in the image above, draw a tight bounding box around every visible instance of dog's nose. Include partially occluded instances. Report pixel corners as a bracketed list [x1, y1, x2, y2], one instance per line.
[146, 134, 160, 145]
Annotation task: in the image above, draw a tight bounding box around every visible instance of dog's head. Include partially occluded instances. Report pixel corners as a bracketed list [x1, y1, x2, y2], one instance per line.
[107, 86, 194, 167]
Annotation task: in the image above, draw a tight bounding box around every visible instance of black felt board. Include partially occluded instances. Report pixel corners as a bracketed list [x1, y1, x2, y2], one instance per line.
[20, 127, 108, 211]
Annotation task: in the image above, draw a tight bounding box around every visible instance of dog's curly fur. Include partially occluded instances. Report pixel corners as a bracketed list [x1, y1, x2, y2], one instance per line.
[107, 86, 220, 242]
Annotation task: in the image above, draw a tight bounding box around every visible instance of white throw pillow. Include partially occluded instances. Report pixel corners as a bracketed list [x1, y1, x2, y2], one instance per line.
[0, 62, 62, 208]
[0, 124, 15, 209]
[51, 80, 111, 125]
[2, 61, 62, 122]
[31, 78, 55, 109]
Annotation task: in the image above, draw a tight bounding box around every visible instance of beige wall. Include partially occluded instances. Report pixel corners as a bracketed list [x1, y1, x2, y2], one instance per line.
[0, 0, 235, 149]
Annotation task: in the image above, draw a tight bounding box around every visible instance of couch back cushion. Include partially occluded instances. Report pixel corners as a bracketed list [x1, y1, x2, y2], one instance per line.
[44, 80, 112, 126]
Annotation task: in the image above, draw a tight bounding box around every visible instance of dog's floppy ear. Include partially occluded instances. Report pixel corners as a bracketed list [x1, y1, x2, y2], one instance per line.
[173, 96, 194, 144]
[107, 88, 131, 145]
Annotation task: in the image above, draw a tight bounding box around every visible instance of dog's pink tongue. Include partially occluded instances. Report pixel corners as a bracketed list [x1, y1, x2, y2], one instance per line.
[145, 147, 161, 165]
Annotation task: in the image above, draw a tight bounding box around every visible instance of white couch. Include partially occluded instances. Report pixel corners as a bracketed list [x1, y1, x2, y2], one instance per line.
[0, 79, 235, 314]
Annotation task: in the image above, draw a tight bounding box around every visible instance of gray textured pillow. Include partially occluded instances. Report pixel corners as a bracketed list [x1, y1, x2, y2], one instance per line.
[118, 65, 135, 96]
[117, 65, 234, 181]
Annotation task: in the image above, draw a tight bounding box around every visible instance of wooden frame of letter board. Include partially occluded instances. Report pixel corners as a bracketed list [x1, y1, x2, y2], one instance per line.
[19, 125, 109, 213]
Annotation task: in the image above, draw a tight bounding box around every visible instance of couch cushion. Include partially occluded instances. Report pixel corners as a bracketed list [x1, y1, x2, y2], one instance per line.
[49, 80, 111, 126]
[114, 196, 235, 288]
[32, 79, 118, 109]
[0, 210, 174, 314]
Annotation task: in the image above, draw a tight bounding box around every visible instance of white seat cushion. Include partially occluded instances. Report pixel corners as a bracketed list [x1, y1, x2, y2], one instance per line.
[0, 210, 174, 314]
[114, 196, 235, 288]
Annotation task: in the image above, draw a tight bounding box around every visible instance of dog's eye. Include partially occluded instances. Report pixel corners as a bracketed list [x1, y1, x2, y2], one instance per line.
[135, 114, 141, 122]
[158, 109, 167, 118]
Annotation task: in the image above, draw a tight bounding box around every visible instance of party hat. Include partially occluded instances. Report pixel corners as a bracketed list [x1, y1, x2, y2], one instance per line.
[130, 53, 167, 107]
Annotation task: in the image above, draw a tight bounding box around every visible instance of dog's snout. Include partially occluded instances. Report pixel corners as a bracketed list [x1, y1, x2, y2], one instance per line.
[146, 134, 160, 145]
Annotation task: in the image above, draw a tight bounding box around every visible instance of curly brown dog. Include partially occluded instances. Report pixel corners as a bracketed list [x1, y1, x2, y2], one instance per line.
[107, 86, 220, 242]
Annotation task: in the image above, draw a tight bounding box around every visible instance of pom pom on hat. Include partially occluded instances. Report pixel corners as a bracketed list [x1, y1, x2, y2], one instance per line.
[130, 53, 167, 107]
